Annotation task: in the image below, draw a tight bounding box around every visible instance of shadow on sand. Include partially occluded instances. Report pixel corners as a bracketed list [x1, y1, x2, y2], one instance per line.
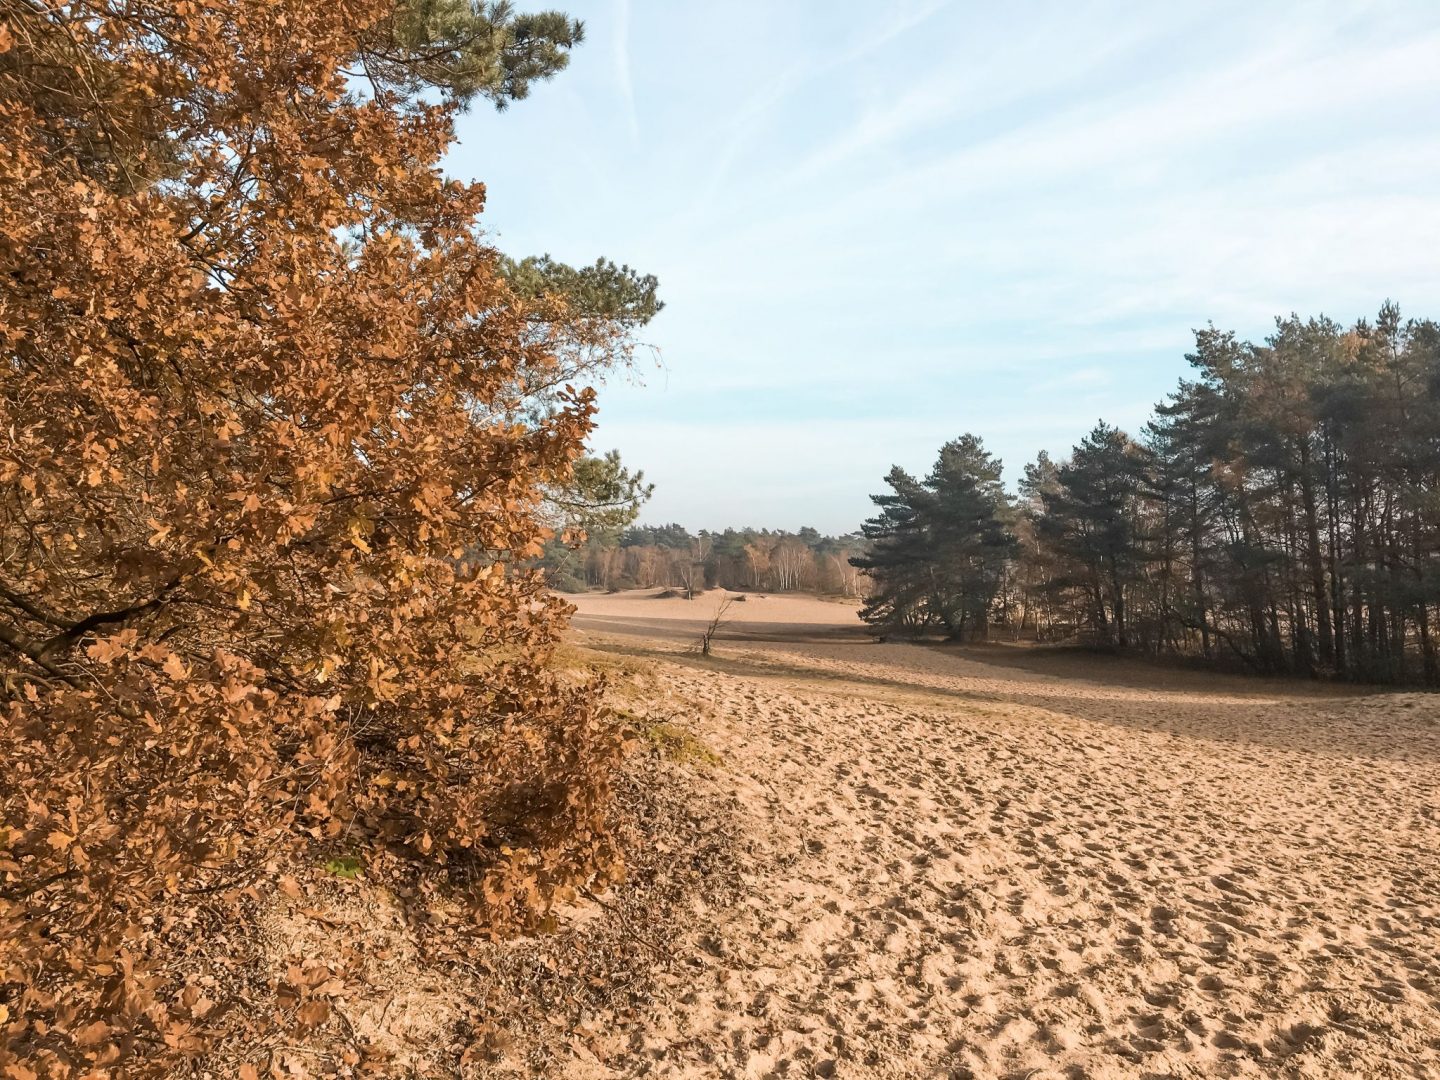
[575, 623, 1439, 765]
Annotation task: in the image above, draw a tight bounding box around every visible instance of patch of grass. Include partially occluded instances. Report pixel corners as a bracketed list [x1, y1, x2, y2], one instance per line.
[553, 642, 651, 679]
[643, 722, 723, 767]
[322, 855, 364, 880]
[611, 706, 722, 767]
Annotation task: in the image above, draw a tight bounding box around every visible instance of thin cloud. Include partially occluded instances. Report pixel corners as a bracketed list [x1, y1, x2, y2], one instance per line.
[451, 1, 1440, 532]
[613, 0, 640, 142]
[689, 0, 951, 217]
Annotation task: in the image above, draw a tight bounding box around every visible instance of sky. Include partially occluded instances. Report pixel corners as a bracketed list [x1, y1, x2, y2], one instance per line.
[447, 0, 1440, 534]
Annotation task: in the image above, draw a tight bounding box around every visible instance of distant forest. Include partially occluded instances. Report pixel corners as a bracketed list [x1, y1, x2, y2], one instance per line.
[858, 303, 1440, 685]
[544, 523, 865, 597]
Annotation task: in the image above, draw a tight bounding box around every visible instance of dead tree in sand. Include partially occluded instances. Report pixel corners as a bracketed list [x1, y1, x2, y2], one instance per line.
[700, 595, 738, 656]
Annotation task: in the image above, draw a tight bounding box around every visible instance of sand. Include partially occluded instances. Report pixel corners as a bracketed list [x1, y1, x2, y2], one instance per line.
[566, 588, 865, 643]
[562, 589, 1440, 1079]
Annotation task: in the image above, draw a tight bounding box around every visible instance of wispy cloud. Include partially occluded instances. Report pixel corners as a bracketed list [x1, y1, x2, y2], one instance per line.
[687, 0, 951, 219]
[453, 0, 1440, 531]
[777, 4, 1171, 191]
[612, 0, 639, 142]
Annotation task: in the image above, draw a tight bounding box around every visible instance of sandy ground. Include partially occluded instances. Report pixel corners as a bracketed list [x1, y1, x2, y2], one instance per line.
[562, 589, 1440, 1079]
[566, 588, 867, 643]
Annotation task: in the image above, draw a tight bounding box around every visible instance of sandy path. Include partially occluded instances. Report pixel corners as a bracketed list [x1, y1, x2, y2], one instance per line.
[568, 592, 1440, 1079]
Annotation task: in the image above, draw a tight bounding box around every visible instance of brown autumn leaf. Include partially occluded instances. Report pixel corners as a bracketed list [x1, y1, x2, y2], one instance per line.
[73, 1020, 110, 1047]
[295, 999, 331, 1030]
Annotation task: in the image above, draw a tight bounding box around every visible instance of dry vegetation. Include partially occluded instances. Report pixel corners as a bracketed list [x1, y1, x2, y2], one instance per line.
[0, 3, 628, 1073]
[181, 652, 749, 1078]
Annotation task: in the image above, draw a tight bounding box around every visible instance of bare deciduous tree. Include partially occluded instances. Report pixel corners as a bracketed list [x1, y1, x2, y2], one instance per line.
[699, 595, 738, 656]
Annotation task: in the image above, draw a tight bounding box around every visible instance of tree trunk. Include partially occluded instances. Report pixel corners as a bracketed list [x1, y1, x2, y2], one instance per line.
[1297, 441, 1333, 665]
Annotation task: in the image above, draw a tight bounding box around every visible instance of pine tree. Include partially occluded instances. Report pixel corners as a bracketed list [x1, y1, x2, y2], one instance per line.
[858, 305, 1440, 685]
[364, 0, 585, 109]
[853, 467, 933, 634]
[853, 437, 1015, 640]
[1033, 423, 1151, 647]
[921, 437, 1017, 639]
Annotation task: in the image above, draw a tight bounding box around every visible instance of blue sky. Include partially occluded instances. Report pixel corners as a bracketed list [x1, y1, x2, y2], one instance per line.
[448, 1, 1440, 534]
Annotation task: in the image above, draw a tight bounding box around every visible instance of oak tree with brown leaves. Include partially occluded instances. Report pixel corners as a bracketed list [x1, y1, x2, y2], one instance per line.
[0, 1, 630, 1073]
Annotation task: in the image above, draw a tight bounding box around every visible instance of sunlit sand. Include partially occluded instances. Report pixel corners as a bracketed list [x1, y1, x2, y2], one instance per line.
[561, 590, 1440, 1078]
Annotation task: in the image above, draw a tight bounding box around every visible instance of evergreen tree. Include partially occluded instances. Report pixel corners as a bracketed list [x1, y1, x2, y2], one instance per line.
[501, 255, 663, 329]
[1032, 423, 1150, 647]
[921, 437, 1017, 639]
[1006, 303, 1440, 683]
[852, 467, 933, 634]
[364, 1, 585, 109]
[539, 450, 653, 590]
[853, 436, 1015, 639]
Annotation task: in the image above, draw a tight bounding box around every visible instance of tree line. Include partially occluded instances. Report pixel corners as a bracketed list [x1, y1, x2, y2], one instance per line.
[857, 304, 1440, 685]
[544, 519, 865, 597]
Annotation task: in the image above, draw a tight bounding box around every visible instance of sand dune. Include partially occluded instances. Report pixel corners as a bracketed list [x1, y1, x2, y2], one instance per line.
[562, 591, 1440, 1079]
